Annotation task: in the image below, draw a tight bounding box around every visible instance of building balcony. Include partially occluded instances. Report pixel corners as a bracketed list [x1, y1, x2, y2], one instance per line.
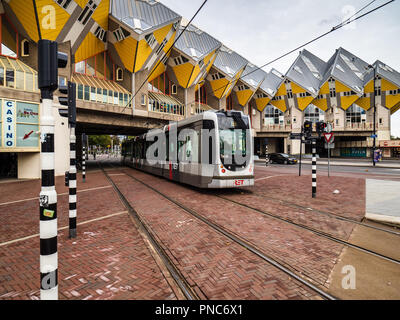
[333, 122, 382, 132]
[260, 124, 292, 132]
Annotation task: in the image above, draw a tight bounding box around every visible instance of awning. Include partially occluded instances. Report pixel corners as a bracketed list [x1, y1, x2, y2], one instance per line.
[148, 91, 185, 116]
[72, 74, 130, 94]
[148, 91, 184, 106]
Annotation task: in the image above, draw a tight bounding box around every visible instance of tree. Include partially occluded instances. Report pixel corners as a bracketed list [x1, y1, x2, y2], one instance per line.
[88, 135, 111, 148]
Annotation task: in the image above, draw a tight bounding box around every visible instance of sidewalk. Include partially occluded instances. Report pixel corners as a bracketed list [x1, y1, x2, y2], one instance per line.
[255, 158, 400, 169]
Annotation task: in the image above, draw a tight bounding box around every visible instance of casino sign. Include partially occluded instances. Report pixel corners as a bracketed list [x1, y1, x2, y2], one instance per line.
[0, 99, 40, 152]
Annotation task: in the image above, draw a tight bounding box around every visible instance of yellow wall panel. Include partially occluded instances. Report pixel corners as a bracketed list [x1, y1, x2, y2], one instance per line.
[173, 63, 195, 88]
[391, 102, 400, 115]
[92, 0, 110, 30]
[275, 83, 287, 96]
[148, 62, 166, 83]
[236, 89, 254, 106]
[270, 99, 287, 112]
[340, 95, 359, 110]
[381, 78, 399, 91]
[153, 24, 173, 44]
[210, 78, 229, 99]
[74, 32, 105, 63]
[319, 82, 330, 95]
[187, 65, 201, 88]
[364, 79, 374, 94]
[134, 39, 154, 72]
[312, 98, 328, 111]
[386, 94, 400, 109]
[114, 37, 138, 72]
[255, 97, 271, 112]
[223, 68, 245, 98]
[354, 97, 371, 111]
[335, 80, 351, 93]
[296, 96, 314, 111]
[290, 82, 306, 94]
[9, 0, 70, 41]
[75, 0, 87, 8]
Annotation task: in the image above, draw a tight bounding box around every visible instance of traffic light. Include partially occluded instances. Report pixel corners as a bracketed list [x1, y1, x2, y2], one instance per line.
[316, 121, 327, 137]
[38, 40, 68, 98]
[303, 120, 313, 138]
[58, 81, 77, 126]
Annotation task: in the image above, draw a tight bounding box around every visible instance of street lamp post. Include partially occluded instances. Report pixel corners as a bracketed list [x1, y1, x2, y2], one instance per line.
[368, 64, 377, 166]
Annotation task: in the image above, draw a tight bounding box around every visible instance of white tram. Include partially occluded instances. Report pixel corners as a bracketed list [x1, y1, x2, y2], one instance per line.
[122, 110, 254, 188]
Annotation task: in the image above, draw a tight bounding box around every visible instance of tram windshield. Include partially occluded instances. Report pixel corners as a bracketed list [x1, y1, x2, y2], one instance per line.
[217, 113, 250, 166]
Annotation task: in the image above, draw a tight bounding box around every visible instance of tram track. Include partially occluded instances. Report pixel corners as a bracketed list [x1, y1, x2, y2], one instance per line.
[112, 166, 337, 300]
[214, 193, 400, 265]
[99, 162, 200, 300]
[233, 186, 400, 237]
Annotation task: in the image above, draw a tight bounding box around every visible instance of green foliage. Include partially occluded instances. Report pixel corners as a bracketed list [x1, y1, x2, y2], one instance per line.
[88, 135, 111, 148]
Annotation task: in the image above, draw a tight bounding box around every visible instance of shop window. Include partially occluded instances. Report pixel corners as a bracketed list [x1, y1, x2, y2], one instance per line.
[21, 39, 29, 57]
[103, 89, 108, 103]
[84, 85, 90, 100]
[90, 87, 96, 101]
[114, 91, 118, 105]
[77, 84, 84, 100]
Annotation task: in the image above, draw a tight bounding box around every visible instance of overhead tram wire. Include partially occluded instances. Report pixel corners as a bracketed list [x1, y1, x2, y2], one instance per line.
[181, 0, 395, 109]
[118, 0, 209, 117]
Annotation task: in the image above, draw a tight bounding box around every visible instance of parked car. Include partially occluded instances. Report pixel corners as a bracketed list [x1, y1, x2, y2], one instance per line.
[269, 153, 298, 165]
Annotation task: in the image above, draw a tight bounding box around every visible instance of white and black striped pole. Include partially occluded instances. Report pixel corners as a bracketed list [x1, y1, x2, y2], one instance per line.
[82, 134, 86, 183]
[37, 39, 68, 300]
[39, 97, 58, 300]
[312, 139, 317, 198]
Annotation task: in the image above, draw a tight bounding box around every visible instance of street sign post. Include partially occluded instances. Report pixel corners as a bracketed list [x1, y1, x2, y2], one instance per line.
[323, 132, 334, 144]
[324, 142, 335, 177]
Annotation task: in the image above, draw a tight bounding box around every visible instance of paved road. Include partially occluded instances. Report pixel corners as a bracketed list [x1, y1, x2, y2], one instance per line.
[255, 162, 400, 180]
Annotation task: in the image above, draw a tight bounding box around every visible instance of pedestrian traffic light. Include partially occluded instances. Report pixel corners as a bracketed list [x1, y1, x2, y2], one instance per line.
[38, 40, 68, 99]
[58, 81, 77, 126]
[303, 121, 313, 138]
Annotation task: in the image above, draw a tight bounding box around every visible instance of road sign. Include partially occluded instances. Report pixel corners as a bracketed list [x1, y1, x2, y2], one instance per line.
[290, 133, 303, 140]
[325, 143, 335, 149]
[323, 133, 334, 143]
[370, 134, 377, 139]
[325, 123, 332, 133]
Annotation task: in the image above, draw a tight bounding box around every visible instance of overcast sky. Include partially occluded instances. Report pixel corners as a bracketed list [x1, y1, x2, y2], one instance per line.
[161, 0, 400, 137]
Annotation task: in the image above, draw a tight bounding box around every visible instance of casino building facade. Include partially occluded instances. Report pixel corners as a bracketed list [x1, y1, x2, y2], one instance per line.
[0, 0, 399, 179]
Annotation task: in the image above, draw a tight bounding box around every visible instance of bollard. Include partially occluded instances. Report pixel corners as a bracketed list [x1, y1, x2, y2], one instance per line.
[312, 139, 317, 198]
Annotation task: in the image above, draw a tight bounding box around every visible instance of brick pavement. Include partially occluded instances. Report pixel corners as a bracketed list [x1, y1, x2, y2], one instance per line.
[252, 167, 365, 221]
[0, 214, 176, 300]
[0, 169, 177, 300]
[125, 168, 345, 288]
[110, 172, 319, 300]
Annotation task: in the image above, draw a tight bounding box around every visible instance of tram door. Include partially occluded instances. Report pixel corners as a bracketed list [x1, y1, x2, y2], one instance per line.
[167, 129, 179, 182]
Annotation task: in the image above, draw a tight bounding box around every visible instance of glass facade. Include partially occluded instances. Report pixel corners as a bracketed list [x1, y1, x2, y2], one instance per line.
[304, 104, 324, 123]
[0, 56, 37, 92]
[264, 105, 283, 125]
[346, 104, 366, 124]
